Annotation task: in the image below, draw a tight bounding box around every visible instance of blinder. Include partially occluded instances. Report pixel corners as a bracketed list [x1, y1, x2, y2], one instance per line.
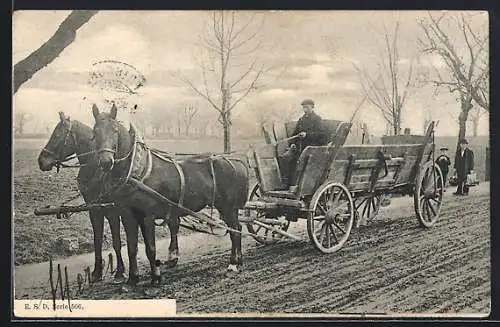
[42, 119, 76, 163]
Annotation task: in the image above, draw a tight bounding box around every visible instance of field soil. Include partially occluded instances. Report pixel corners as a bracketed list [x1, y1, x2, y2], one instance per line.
[14, 182, 490, 315]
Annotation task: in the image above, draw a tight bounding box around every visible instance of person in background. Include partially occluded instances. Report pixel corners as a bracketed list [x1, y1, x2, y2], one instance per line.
[453, 138, 474, 196]
[436, 147, 451, 191]
[280, 99, 323, 187]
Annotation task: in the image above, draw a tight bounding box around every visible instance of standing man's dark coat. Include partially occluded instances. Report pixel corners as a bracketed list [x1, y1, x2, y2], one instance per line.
[436, 148, 451, 188]
[454, 140, 474, 195]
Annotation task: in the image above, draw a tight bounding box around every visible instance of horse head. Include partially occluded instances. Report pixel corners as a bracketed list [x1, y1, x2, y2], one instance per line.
[38, 111, 78, 171]
[92, 103, 133, 172]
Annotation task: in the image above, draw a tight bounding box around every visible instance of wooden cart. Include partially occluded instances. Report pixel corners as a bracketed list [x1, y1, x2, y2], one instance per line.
[244, 120, 444, 253]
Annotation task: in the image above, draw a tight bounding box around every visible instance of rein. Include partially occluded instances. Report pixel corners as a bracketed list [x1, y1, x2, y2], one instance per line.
[42, 120, 94, 172]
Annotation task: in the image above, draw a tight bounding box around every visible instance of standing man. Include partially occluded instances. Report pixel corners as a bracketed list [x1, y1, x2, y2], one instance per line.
[453, 138, 474, 196]
[436, 147, 451, 191]
[280, 99, 323, 186]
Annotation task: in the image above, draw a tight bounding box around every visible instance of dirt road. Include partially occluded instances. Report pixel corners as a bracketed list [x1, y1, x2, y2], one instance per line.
[14, 183, 490, 315]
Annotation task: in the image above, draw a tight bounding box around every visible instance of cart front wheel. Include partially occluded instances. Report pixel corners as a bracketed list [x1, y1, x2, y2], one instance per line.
[414, 161, 444, 228]
[308, 182, 354, 253]
[246, 184, 290, 244]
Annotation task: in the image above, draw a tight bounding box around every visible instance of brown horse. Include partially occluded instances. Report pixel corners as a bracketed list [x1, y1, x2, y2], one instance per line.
[37, 112, 126, 283]
[91, 104, 249, 286]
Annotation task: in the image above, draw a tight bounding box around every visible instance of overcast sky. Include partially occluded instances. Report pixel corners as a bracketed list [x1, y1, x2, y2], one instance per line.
[12, 10, 489, 136]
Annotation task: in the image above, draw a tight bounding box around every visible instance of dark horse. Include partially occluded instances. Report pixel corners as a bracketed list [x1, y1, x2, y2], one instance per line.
[91, 104, 249, 286]
[38, 112, 126, 283]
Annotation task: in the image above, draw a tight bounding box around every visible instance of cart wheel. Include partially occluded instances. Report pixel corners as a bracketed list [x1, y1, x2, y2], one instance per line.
[308, 182, 354, 253]
[354, 194, 381, 227]
[246, 184, 290, 245]
[414, 161, 444, 228]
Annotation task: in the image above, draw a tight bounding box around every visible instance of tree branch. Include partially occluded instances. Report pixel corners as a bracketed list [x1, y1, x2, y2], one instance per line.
[13, 10, 98, 93]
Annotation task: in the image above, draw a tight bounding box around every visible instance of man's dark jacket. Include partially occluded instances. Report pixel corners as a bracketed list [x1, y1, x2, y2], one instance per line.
[290, 111, 324, 152]
[454, 148, 474, 179]
[436, 154, 451, 173]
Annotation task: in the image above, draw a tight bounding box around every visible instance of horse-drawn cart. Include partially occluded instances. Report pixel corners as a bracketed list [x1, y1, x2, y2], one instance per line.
[243, 120, 444, 253]
[35, 116, 444, 257]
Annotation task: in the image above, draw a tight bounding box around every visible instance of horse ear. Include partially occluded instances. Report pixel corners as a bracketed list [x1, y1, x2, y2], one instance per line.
[59, 111, 66, 121]
[110, 103, 118, 120]
[92, 104, 100, 120]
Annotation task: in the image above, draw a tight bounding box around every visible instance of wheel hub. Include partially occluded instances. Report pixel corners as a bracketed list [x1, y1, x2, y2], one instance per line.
[325, 207, 343, 224]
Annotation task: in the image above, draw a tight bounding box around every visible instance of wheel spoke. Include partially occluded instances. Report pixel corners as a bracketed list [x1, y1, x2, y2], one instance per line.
[367, 199, 372, 218]
[427, 199, 437, 216]
[255, 225, 262, 235]
[332, 221, 346, 234]
[355, 198, 367, 210]
[362, 199, 369, 218]
[425, 201, 432, 220]
[317, 203, 328, 215]
[317, 223, 326, 245]
[328, 225, 338, 244]
[314, 215, 326, 221]
[430, 197, 441, 205]
[332, 190, 342, 206]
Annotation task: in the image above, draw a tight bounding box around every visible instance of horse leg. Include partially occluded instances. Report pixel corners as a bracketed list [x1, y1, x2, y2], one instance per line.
[222, 208, 243, 274]
[89, 209, 104, 282]
[165, 213, 180, 268]
[139, 216, 161, 286]
[122, 212, 139, 286]
[106, 211, 125, 282]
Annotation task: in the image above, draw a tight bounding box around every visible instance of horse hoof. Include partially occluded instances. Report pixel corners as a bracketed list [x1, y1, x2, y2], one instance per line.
[226, 264, 241, 276]
[144, 287, 160, 297]
[113, 276, 126, 284]
[165, 258, 178, 268]
[91, 274, 103, 283]
[121, 284, 134, 293]
[152, 274, 162, 285]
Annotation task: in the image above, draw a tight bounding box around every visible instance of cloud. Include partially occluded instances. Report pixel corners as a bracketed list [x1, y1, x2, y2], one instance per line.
[327, 68, 358, 81]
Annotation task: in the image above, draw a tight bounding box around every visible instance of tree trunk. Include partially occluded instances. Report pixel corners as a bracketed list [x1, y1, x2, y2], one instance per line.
[13, 10, 98, 93]
[223, 116, 231, 153]
[18, 118, 24, 135]
[472, 117, 479, 137]
[456, 100, 472, 153]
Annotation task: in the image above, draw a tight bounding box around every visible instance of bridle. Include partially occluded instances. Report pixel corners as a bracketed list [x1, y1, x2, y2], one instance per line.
[95, 120, 135, 170]
[42, 120, 92, 171]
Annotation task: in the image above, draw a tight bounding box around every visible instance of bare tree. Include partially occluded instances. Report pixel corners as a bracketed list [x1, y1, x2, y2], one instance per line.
[13, 10, 98, 93]
[14, 109, 31, 136]
[469, 106, 487, 137]
[353, 22, 415, 136]
[418, 12, 488, 144]
[175, 11, 282, 152]
[182, 104, 199, 136]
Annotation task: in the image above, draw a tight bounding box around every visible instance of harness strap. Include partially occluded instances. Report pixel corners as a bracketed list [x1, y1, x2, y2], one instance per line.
[209, 156, 217, 218]
[151, 151, 186, 221]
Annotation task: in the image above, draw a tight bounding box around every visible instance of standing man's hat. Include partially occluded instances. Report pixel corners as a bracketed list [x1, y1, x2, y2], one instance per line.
[459, 138, 469, 144]
[440, 147, 449, 151]
[301, 99, 315, 106]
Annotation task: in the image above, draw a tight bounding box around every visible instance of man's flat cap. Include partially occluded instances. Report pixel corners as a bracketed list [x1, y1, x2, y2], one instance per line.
[301, 99, 315, 106]
[440, 147, 449, 151]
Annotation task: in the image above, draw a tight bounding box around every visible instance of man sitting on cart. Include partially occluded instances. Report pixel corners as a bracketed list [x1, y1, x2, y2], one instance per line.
[280, 99, 324, 187]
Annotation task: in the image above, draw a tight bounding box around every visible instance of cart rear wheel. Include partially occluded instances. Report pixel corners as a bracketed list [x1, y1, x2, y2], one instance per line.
[246, 184, 290, 244]
[308, 182, 354, 253]
[354, 194, 381, 226]
[414, 161, 444, 228]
